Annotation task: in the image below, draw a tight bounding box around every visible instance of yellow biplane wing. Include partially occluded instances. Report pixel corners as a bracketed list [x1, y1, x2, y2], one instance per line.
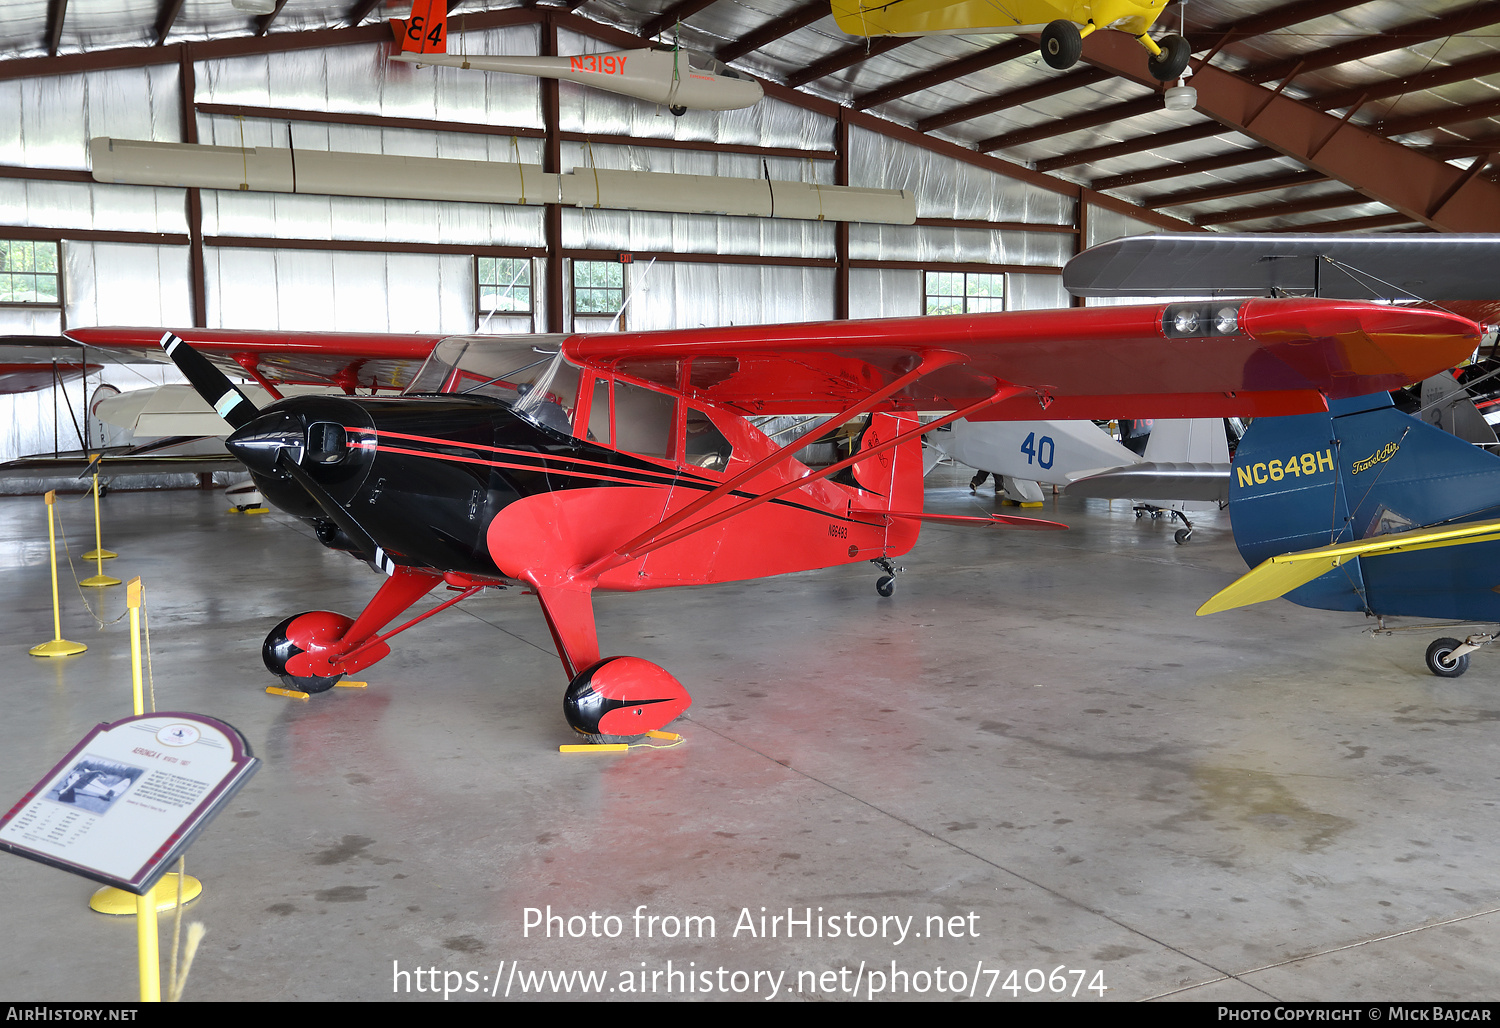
[1197, 517, 1500, 616]
[830, 0, 1164, 38]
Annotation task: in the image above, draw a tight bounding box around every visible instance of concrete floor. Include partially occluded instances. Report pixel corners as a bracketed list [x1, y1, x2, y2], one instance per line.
[2, 466, 1499, 1002]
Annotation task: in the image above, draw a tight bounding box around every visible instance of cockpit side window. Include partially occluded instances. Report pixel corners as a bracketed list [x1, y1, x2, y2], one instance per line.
[613, 379, 676, 460]
[684, 405, 733, 472]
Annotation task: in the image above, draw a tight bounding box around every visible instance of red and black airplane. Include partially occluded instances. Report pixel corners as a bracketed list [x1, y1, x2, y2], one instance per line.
[66, 300, 1479, 738]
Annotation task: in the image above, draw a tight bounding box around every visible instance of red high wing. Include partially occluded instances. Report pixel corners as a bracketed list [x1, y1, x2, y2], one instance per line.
[565, 299, 1480, 420]
[64, 298, 1478, 416]
[65, 327, 444, 394]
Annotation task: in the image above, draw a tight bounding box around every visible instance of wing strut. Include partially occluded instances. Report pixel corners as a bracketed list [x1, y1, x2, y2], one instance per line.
[583, 378, 1030, 575]
[579, 350, 972, 576]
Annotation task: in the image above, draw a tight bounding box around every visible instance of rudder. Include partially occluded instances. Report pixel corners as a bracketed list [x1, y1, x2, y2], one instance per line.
[390, 0, 448, 55]
[1231, 392, 1500, 616]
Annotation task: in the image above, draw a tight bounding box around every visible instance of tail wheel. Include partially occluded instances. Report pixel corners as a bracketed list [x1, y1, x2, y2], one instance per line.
[1148, 34, 1192, 81]
[876, 575, 896, 597]
[263, 611, 351, 693]
[1041, 20, 1082, 69]
[1174, 528, 1192, 544]
[1425, 638, 1470, 678]
[669, 104, 687, 116]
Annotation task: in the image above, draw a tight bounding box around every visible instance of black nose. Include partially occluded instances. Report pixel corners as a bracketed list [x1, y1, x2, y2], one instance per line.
[227, 410, 304, 475]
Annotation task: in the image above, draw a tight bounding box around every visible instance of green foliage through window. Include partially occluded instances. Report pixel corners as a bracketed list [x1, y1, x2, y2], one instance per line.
[1, 240, 60, 305]
[573, 261, 625, 316]
[478, 257, 532, 313]
[925, 271, 1003, 316]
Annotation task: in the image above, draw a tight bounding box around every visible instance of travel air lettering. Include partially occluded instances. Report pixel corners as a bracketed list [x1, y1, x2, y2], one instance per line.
[569, 54, 629, 75]
[1236, 449, 1335, 489]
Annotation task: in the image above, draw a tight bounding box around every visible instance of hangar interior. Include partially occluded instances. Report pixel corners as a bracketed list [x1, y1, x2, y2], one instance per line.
[2, 0, 1500, 1003]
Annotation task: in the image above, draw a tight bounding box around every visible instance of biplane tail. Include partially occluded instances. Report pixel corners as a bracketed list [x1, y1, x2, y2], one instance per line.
[1206, 392, 1500, 619]
[390, 0, 448, 56]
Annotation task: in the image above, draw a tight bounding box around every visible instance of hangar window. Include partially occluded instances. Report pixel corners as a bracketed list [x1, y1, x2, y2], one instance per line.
[477, 257, 532, 314]
[1, 240, 60, 306]
[925, 271, 1003, 316]
[573, 261, 625, 317]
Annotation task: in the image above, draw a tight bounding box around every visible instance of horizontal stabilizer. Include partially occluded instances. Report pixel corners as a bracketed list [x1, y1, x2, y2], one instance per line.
[1198, 517, 1500, 615]
[852, 510, 1067, 530]
[1066, 462, 1229, 502]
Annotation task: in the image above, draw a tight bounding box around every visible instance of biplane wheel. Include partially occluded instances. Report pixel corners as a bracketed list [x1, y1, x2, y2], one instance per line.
[1425, 638, 1470, 679]
[1041, 20, 1082, 70]
[669, 104, 687, 117]
[263, 611, 349, 694]
[1175, 528, 1192, 544]
[1149, 34, 1192, 81]
[876, 575, 896, 597]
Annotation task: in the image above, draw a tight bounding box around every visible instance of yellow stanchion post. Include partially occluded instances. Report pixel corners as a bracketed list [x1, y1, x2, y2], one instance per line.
[89, 578, 203, 933]
[30, 491, 86, 657]
[80, 467, 120, 588]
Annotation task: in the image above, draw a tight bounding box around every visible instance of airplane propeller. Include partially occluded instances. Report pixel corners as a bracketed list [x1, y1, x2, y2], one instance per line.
[157, 331, 259, 431]
[156, 331, 403, 575]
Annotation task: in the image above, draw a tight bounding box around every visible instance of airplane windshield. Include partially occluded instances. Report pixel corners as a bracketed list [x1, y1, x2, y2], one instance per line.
[406, 335, 582, 433]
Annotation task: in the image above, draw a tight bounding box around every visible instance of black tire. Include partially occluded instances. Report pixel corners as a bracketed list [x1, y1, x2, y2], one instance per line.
[669, 104, 687, 117]
[264, 613, 343, 693]
[1174, 528, 1192, 544]
[1148, 34, 1192, 81]
[1425, 638, 1470, 678]
[280, 672, 341, 694]
[1041, 20, 1083, 70]
[876, 575, 895, 597]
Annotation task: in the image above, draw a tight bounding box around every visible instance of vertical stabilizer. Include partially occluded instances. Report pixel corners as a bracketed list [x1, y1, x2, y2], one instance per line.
[390, 0, 448, 55]
[1230, 393, 1500, 617]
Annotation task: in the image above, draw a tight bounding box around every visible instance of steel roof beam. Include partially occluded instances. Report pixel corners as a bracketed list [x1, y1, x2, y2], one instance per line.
[1042, 8, 1500, 184]
[1191, 0, 1371, 45]
[918, 67, 1112, 133]
[1073, 53, 1500, 189]
[1078, 29, 1500, 230]
[716, 1, 827, 64]
[1315, 50, 1500, 116]
[640, 0, 721, 41]
[1092, 146, 1284, 191]
[784, 36, 910, 88]
[1143, 170, 1331, 208]
[1262, 212, 1414, 232]
[1193, 189, 1375, 226]
[977, 95, 1161, 153]
[1247, 1, 1500, 86]
[849, 39, 1035, 111]
[1035, 122, 1224, 173]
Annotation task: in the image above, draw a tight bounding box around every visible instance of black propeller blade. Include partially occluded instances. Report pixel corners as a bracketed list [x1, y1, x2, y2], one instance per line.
[274, 451, 403, 576]
[160, 331, 410, 577]
[157, 331, 259, 431]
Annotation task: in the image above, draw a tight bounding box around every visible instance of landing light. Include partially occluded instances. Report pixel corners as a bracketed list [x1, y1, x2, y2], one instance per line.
[1164, 302, 1247, 339]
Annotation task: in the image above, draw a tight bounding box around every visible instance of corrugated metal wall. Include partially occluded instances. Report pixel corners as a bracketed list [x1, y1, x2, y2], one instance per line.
[0, 26, 1142, 481]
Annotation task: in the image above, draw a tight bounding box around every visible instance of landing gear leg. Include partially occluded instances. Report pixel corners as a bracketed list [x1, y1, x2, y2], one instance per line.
[1132, 504, 1195, 543]
[872, 556, 904, 597]
[262, 566, 445, 690]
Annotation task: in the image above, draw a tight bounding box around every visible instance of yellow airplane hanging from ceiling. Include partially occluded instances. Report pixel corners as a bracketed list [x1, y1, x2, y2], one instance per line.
[830, 0, 1192, 81]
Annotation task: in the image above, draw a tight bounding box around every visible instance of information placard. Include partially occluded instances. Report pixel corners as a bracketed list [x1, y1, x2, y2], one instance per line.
[0, 712, 258, 894]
